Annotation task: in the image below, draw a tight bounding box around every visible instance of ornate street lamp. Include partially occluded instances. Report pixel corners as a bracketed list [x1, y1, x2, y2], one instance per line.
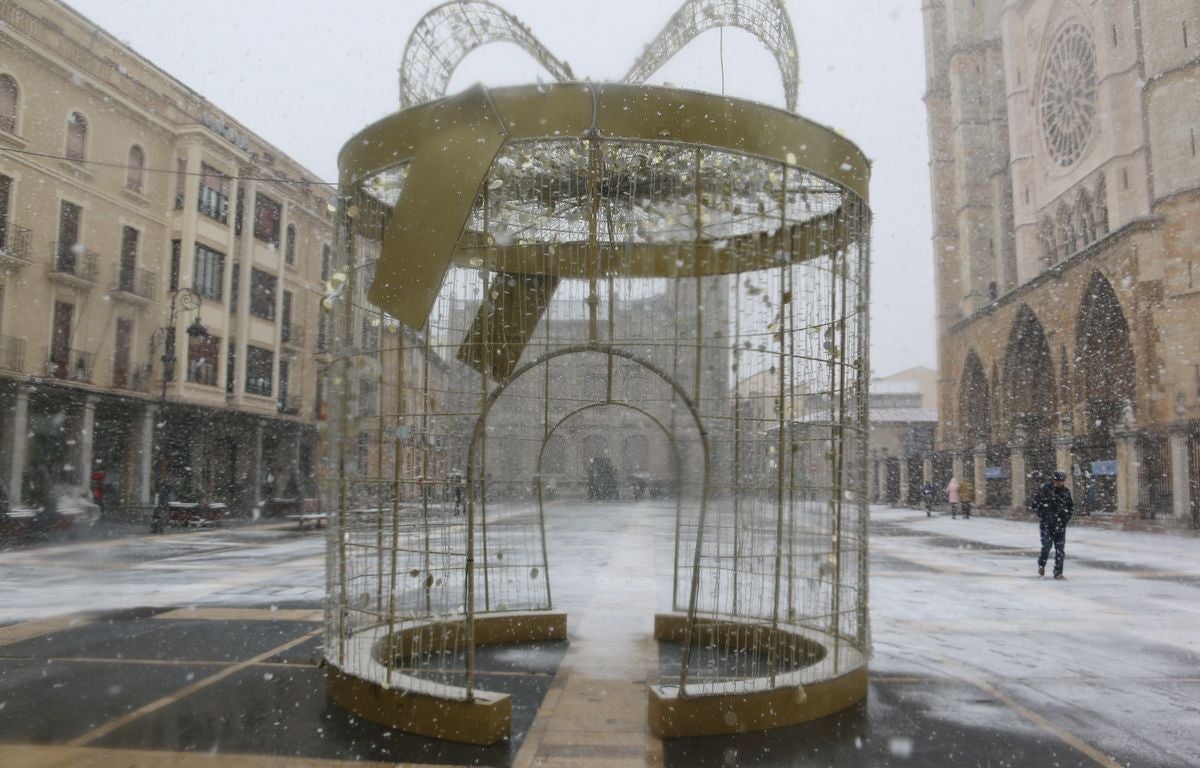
[150, 287, 206, 531]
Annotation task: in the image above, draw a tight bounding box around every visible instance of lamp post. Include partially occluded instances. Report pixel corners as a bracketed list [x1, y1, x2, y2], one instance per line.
[150, 287, 206, 531]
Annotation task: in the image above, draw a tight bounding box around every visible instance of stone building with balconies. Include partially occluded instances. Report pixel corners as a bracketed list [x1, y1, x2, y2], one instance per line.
[0, 0, 330, 515]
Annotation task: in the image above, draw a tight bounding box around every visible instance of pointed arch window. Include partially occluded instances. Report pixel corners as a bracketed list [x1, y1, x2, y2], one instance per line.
[1094, 174, 1109, 236]
[1057, 203, 1076, 260]
[126, 145, 145, 193]
[0, 74, 17, 134]
[65, 112, 87, 162]
[1076, 188, 1095, 245]
[1039, 216, 1058, 268]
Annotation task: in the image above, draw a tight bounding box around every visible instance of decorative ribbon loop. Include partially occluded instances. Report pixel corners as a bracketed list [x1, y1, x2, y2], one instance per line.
[399, 0, 798, 112]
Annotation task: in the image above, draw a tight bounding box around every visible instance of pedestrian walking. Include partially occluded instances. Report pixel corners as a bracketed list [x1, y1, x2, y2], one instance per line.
[959, 478, 974, 519]
[946, 476, 960, 519]
[921, 481, 936, 517]
[1032, 470, 1074, 579]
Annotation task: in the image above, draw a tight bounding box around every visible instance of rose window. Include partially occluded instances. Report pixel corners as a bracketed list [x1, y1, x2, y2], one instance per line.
[1039, 22, 1098, 167]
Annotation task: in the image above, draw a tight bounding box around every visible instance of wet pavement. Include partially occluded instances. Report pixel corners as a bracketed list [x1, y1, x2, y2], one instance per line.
[0, 505, 1197, 766]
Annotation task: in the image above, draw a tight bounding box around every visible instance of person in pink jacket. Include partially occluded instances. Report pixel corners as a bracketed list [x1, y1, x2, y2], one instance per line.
[946, 477, 961, 519]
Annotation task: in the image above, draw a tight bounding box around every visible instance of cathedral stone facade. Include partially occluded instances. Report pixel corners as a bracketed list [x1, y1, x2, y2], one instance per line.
[923, 0, 1200, 525]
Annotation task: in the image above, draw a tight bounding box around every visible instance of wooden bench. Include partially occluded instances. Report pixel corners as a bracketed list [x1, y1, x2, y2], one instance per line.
[287, 513, 328, 531]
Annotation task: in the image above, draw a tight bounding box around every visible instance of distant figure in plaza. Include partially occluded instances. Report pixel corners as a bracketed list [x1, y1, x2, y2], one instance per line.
[452, 473, 464, 515]
[958, 478, 974, 519]
[90, 468, 106, 516]
[1032, 470, 1074, 579]
[921, 481, 937, 517]
[945, 476, 960, 519]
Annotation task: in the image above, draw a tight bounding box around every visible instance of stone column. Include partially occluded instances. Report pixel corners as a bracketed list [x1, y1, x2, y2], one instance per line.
[922, 454, 933, 484]
[138, 406, 156, 503]
[9, 387, 29, 505]
[1115, 430, 1140, 515]
[1169, 426, 1191, 521]
[898, 457, 909, 506]
[973, 444, 988, 508]
[1055, 433, 1075, 494]
[1010, 441, 1027, 512]
[78, 395, 96, 487]
[951, 451, 964, 486]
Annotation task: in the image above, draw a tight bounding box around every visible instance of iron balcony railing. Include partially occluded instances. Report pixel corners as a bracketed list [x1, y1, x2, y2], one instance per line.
[0, 223, 32, 263]
[0, 335, 25, 372]
[45, 347, 95, 383]
[49, 241, 100, 282]
[111, 360, 152, 392]
[114, 265, 157, 301]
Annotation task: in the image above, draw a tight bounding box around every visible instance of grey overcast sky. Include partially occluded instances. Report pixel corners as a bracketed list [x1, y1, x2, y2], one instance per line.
[64, 0, 934, 379]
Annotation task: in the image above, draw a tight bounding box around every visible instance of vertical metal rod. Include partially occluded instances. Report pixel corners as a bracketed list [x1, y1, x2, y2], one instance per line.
[785, 228, 797, 627]
[768, 162, 788, 686]
[386, 322, 405, 686]
[856, 202, 873, 652]
[587, 137, 601, 344]
[421, 329, 434, 613]
[540, 269, 554, 610]
[375, 305, 386, 619]
[731, 268, 742, 616]
[832, 205, 853, 674]
[335, 195, 354, 668]
[692, 149, 704, 406]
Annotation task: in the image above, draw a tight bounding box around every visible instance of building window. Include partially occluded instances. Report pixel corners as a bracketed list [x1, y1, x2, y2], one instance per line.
[113, 318, 132, 388]
[0, 173, 11, 252]
[174, 158, 186, 209]
[198, 164, 230, 223]
[230, 261, 240, 306]
[126, 145, 145, 193]
[1039, 23, 1097, 167]
[65, 111, 87, 163]
[119, 226, 139, 292]
[359, 379, 378, 416]
[285, 224, 296, 264]
[1095, 175, 1109, 235]
[321, 243, 331, 281]
[234, 186, 244, 236]
[193, 243, 225, 301]
[361, 315, 379, 354]
[278, 359, 292, 411]
[253, 195, 281, 245]
[1057, 203, 1076, 260]
[281, 290, 293, 341]
[245, 345, 273, 396]
[0, 74, 17, 134]
[356, 432, 370, 473]
[50, 301, 74, 377]
[170, 240, 181, 292]
[315, 374, 326, 420]
[1039, 216, 1057, 268]
[56, 200, 82, 272]
[187, 333, 220, 386]
[226, 338, 236, 393]
[250, 268, 277, 320]
[316, 313, 327, 352]
[1076, 188, 1095, 246]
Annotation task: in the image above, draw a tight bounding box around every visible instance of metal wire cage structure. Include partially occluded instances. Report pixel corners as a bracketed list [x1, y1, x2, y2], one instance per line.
[323, 0, 871, 745]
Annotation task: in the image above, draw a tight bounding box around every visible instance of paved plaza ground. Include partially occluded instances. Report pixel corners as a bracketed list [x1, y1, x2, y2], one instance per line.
[0, 503, 1197, 767]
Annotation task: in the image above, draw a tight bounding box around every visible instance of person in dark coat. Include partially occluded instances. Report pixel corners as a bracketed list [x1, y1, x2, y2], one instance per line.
[1032, 470, 1074, 579]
